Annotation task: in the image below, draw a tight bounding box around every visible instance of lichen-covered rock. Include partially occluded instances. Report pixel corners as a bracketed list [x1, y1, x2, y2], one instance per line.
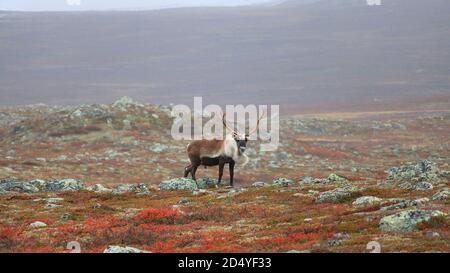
[327, 173, 346, 183]
[380, 198, 429, 211]
[0, 178, 40, 193]
[324, 232, 350, 247]
[300, 174, 347, 186]
[159, 178, 198, 191]
[352, 196, 383, 207]
[432, 189, 450, 201]
[272, 178, 296, 187]
[386, 160, 445, 184]
[398, 182, 414, 190]
[413, 181, 433, 191]
[112, 96, 143, 112]
[252, 181, 270, 187]
[30, 179, 85, 192]
[315, 185, 359, 204]
[103, 245, 150, 253]
[69, 104, 109, 121]
[87, 184, 113, 193]
[379, 210, 446, 232]
[112, 183, 149, 194]
[29, 221, 47, 228]
[196, 177, 219, 189]
[148, 143, 169, 153]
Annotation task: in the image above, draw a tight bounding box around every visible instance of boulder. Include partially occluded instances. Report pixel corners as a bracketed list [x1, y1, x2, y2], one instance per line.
[29, 221, 47, 228]
[86, 184, 113, 193]
[252, 181, 270, 188]
[148, 143, 169, 153]
[352, 196, 383, 207]
[44, 203, 62, 209]
[432, 189, 450, 201]
[414, 182, 433, 191]
[197, 177, 219, 189]
[380, 198, 429, 211]
[159, 178, 198, 191]
[112, 96, 143, 111]
[272, 178, 296, 187]
[315, 185, 359, 204]
[327, 173, 346, 183]
[379, 210, 446, 232]
[398, 182, 414, 190]
[386, 160, 444, 184]
[300, 174, 347, 186]
[112, 183, 149, 195]
[103, 245, 150, 253]
[30, 179, 85, 192]
[0, 178, 39, 193]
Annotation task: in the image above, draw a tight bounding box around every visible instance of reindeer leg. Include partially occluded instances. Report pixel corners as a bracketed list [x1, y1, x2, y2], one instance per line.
[184, 164, 192, 178]
[229, 160, 235, 187]
[218, 161, 225, 187]
[190, 164, 200, 189]
[191, 164, 199, 181]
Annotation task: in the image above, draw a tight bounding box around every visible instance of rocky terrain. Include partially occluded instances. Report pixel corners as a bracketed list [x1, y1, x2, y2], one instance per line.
[0, 97, 449, 253]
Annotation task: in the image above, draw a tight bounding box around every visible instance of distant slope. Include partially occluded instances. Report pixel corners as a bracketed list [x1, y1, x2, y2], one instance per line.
[0, 0, 449, 113]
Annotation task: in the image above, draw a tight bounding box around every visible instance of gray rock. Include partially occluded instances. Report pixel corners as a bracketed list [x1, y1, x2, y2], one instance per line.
[60, 213, 73, 222]
[352, 196, 383, 207]
[30, 179, 85, 192]
[398, 182, 414, 190]
[386, 160, 444, 184]
[414, 182, 433, 191]
[324, 232, 350, 247]
[252, 181, 270, 187]
[44, 203, 62, 209]
[148, 143, 169, 153]
[87, 184, 113, 193]
[122, 119, 132, 130]
[197, 177, 219, 189]
[315, 185, 359, 204]
[379, 210, 446, 232]
[69, 104, 109, 121]
[192, 189, 208, 196]
[178, 197, 190, 205]
[159, 178, 198, 191]
[29, 221, 47, 228]
[103, 245, 150, 253]
[272, 178, 296, 187]
[380, 198, 429, 211]
[0, 178, 40, 193]
[91, 203, 102, 209]
[432, 189, 450, 201]
[300, 174, 347, 186]
[46, 198, 64, 203]
[112, 96, 143, 111]
[327, 173, 346, 183]
[112, 183, 149, 195]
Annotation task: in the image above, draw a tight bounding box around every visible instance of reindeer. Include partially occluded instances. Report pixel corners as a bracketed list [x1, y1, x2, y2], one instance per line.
[183, 113, 263, 187]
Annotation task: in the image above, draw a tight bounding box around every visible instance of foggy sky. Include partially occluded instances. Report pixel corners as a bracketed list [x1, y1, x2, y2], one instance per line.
[0, 0, 282, 11]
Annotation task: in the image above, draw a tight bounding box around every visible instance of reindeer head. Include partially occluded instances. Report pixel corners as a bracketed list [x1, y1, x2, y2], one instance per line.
[222, 112, 264, 155]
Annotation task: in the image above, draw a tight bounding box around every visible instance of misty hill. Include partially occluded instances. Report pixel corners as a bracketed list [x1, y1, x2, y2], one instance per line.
[0, 0, 286, 12]
[0, 0, 449, 113]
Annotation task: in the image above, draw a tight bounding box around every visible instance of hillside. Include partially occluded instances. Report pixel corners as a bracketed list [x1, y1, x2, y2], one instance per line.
[0, 99, 449, 252]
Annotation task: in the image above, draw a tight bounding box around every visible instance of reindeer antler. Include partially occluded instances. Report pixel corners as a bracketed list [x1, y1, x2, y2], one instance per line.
[247, 110, 266, 136]
[222, 113, 238, 136]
